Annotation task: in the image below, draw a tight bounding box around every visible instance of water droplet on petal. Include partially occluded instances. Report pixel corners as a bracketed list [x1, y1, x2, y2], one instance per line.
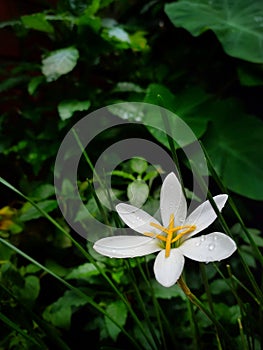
[208, 243, 215, 251]
[200, 235, 206, 242]
[195, 241, 201, 247]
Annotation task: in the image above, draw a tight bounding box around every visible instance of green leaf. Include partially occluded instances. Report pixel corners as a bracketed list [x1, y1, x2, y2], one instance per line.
[21, 13, 54, 33]
[43, 290, 88, 329]
[28, 76, 45, 95]
[28, 184, 55, 201]
[130, 157, 148, 174]
[144, 84, 212, 147]
[127, 180, 149, 207]
[58, 99, 91, 120]
[149, 279, 186, 300]
[104, 300, 128, 341]
[165, 0, 263, 63]
[237, 65, 263, 86]
[20, 200, 58, 221]
[18, 275, 40, 304]
[111, 170, 136, 181]
[42, 47, 79, 82]
[202, 100, 263, 200]
[66, 262, 104, 280]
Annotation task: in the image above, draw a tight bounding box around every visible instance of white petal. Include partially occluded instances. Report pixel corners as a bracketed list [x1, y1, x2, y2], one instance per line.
[116, 203, 161, 234]
[179, 232, 236, 262]
[153, 249, 185, 287]
[184, 194, 228, 238]
[93, 236, 161, 258]
[160, 172, 187, 227]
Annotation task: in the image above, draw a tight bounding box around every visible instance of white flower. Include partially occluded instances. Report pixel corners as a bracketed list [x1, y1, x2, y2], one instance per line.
[93, 172, 237, 287]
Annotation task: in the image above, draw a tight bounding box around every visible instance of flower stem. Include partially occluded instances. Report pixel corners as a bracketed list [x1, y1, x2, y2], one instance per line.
[200, 263, 223, 350]
[177, 275, 234, 349]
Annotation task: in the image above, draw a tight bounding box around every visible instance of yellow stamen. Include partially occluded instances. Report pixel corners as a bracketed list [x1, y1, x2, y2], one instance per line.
[144, 214, 196, 258]
[171, 225, 196, 243]
[144, 232, 167, 242]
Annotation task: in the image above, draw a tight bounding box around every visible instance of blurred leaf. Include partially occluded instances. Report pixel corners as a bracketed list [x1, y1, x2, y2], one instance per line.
[127, 180, 149, 207]
[165, 0, 263, 63]
[129, 31, 149, 51]
[210, 279, 231, 295]
[237, 65, 263, 86]
[202, 101, 263, 199]
[130, 157, 148, 174]
[0, 76, 28, 93]
[150, 279, 186, 300]
[45, 259, 70, 277]
[20, 200, 58, 221]
[104, 300, 128, 341]
[28, 76, 45, 95]
[144, 84, 212, 146]
[66, 262, 104, 280]
[58, 99, 91, 120]
[15, 275, 40, 305]
[28, 184, 55, 201]
[0, 242, 14, 260]
[42, 47, 79, 82]
[113, 82, 145, 93]
[111, 170, 136, 181]
[43, 290, 87, 329]
[21, 13, 54, 33]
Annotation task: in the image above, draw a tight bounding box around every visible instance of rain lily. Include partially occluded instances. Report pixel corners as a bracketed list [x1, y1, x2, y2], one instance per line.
[94, 172, 237, 287]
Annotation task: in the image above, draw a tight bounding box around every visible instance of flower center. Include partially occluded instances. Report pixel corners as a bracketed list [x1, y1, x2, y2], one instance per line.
[144, 214, 196, 258]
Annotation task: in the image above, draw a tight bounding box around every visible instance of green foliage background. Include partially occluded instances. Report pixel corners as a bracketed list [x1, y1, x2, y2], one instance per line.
[0, 0, 262, 349]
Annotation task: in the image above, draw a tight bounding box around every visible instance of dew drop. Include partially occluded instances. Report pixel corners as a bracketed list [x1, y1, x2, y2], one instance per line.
[208, 243, 215, 251]
[213, 235, 218, 241]
[195, 241, 201, 247]
[200, 235, 206, 242]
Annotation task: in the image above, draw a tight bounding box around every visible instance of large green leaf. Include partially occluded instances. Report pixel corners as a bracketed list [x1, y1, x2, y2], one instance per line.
[165, 0, 263, 63]
[42, 47, 79, 82]
[104, 300, 128, 341]
[144, 84, 212, 143]
[202, 100, 263, 200]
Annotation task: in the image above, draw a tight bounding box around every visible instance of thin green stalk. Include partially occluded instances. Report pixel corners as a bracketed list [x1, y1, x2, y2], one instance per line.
[143, 259, 178, 349]
[0, 177, 155, 349]
[0, 284, 71, 350]
[226, 265, 251, 350]
[157, 95, 186, 198]
[237, 318, 249, 350]
[0, 312, 43, 348]
[125, 260, 159, 350]
[0, 238, 142, 350]
[177, 276, 235, 349]
[199, 263, 223, 350]
[186, 299, 199, 350]
[188, 161, 263, 305]
[136, 259, 167, 350]
[72, 128, 110, 225]
[200, 142, 263, 268]
[213, 264, 260, 306]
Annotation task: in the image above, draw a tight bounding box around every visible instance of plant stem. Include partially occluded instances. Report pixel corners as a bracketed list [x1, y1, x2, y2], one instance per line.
[0, 177, 153, 349]
[177, 275, 234, 348]
[0, 238, 142, 350]
[199, 263, 223, 350]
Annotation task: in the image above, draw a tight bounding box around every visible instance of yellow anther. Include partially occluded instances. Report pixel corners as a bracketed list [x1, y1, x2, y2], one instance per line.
[171, 225, 196, 243]
[144, 214, 196, 258]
